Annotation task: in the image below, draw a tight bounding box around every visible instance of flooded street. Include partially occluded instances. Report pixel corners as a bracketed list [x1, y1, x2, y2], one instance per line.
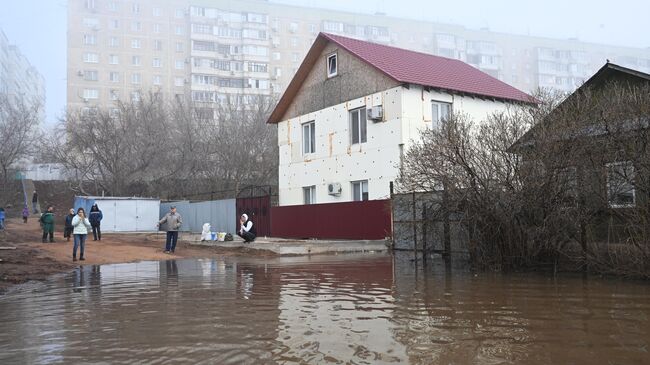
[1, 253, 649, 364]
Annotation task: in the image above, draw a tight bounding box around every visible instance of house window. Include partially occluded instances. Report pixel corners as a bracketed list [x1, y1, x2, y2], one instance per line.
[131, 73, 141, 84]
[132, 55, 141, 66]
[153, 23, 161, 33]
[175, 60, 185, 70]
[350, 107, 367, 144]
[153, 40, 162, 51]
[153, 75, 162, 85]
[302, 121, 316, 154]
[131, 21, 142, 31]
[131, 91, 141, 102]
[152, 58, 161, 68]
[431, 101, 452, 128]
[110, 89, 119, 101]
[83, 89, 99, 99]
[109, 37, 120, 47]
[303, 186, 316, 205]
[351, 180, 369, 201]
[83, 34, 96, 45]
[83, 52, 99, 63]
[327, 53, 337, 77]
[131, 39, 141, 49]
[83, 70, 98, 81]
[153, 7, 161, 16]
[175, 77, 185, 87]
[109, 72, 119, 82]
[607, 162, 636, 208]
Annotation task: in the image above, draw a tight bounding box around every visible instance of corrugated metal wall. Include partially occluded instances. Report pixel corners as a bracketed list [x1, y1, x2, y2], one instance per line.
[160, 199, 236, 233]
[270, 200, 392, 240]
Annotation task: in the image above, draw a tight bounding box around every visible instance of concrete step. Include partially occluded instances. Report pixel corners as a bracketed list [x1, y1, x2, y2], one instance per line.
[184, 233, 390, 255]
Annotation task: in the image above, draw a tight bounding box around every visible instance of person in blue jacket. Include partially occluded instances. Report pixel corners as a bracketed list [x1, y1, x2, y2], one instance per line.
[88, 204, 103, 241]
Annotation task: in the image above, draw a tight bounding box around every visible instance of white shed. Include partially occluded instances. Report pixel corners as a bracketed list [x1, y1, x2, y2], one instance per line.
[74, 196, 161, 232]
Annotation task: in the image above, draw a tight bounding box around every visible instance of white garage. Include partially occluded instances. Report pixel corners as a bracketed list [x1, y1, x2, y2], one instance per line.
[73, 196, 161, 232]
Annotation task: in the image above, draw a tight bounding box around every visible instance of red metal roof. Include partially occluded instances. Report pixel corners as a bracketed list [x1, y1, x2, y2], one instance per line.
[321, 33, 533, 103]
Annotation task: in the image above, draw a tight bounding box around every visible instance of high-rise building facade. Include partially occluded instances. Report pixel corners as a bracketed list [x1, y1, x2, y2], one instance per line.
[0, 28, 46, 120]
[67, 0, 650, 114]
[67, 0, 190, 114]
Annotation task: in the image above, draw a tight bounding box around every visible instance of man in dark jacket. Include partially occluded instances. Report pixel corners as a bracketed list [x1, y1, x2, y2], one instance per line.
[32, 191, 39, 214]
[39, 206, 55, 243]
[89, 204, 103, 241]
[64, 208, 75, 242]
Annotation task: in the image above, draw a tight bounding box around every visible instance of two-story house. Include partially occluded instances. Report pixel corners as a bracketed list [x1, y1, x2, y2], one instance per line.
[268, 33, 533, 206]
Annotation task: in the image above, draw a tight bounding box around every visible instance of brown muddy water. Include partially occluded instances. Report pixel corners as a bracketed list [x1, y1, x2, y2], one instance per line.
[0, 252, 649, 365]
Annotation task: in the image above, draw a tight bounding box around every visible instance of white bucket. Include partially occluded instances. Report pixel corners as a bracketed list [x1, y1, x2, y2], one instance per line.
[217, 232, 226, 241]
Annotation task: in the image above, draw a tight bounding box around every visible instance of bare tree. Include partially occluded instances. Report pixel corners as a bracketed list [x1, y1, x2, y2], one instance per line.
[49, 93, 279, 200]
[0, 94, 42, 199]
[398, 81, 650, 277]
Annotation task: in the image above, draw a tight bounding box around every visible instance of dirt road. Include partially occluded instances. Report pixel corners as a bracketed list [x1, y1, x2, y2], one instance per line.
[0, 217, 254, 293]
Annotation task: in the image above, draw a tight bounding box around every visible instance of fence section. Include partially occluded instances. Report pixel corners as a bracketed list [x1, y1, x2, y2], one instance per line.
[270, 200, 392, 240]
[392, 191, 469, 253]
[160, 199, 236, 233]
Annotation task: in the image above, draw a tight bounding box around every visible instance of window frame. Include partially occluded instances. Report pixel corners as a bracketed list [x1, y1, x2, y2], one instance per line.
[431, 100, 452, 129]
[606, 161, 636, 208]
[303, 185, 316, 205]
[302, 121, 316, 155]
[349, 107, 367, 145]
[351, 180, 369, 202]
[327, 53, 338, 78]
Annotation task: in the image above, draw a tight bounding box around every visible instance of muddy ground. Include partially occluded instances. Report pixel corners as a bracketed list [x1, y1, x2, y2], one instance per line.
[0, 217, 273, 294]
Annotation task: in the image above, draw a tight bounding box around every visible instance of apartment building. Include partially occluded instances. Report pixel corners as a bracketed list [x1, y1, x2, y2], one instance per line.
[0, 28, 45, 121]
[67, 0, 190, 114]
[68, 0, 650, 113]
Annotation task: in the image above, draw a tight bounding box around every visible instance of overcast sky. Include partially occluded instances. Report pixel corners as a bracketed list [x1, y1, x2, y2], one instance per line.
[0, 0, 648, 126]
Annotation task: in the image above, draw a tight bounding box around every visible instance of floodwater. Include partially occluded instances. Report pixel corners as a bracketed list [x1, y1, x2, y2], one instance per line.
[1, 253, 649, 365]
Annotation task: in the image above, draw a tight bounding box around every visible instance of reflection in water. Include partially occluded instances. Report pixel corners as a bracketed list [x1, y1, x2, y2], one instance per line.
[0, 253, 649, 364]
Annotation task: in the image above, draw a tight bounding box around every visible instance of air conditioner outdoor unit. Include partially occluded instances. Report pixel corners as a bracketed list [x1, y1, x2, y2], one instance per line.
[77, 70, 84, 76]
[367, 105, 383, 121]
[327, 182, 342, 196]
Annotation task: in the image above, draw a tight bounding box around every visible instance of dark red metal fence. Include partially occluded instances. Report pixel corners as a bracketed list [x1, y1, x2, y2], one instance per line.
[270, 199, 392, 240]
[236, 186, 272, 237]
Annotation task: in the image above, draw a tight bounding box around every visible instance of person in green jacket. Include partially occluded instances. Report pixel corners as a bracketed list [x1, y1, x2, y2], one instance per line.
[39, 206, 55, 243]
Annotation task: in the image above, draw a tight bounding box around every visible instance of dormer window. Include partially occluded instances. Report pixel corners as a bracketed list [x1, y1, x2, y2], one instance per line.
[327, 53, 337, 78]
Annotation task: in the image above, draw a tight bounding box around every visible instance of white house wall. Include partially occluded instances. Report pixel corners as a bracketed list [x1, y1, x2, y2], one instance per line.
[400, 85, 515, 148]
[278, 87, 403, 206]
[278, 85, 521, 206]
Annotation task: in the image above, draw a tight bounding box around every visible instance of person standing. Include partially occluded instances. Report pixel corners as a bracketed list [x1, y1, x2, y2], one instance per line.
[32, 190, 39, 214]
[238, 214, 256, 243]
[22, 206, 29, 223]
[64, 208, 75, 242]
[158, 206, 182, 254]
[89, 204, 103, 241]
[39, 206, 55, 243]
[0, 207, 5, 230]
[71, 207, 92, 261]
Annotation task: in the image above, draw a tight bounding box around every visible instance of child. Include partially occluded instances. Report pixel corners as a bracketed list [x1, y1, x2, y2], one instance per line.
[22, 206, 29, 223]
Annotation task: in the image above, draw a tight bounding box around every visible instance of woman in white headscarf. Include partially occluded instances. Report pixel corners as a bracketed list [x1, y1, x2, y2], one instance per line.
[238, 214, 256, 243]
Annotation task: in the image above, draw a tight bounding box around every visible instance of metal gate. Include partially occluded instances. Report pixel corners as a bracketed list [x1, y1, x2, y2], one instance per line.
[236, 186, 272, 237]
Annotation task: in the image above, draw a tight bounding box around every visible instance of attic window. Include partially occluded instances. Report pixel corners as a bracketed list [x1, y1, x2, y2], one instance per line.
[327, 53, 337, 78]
